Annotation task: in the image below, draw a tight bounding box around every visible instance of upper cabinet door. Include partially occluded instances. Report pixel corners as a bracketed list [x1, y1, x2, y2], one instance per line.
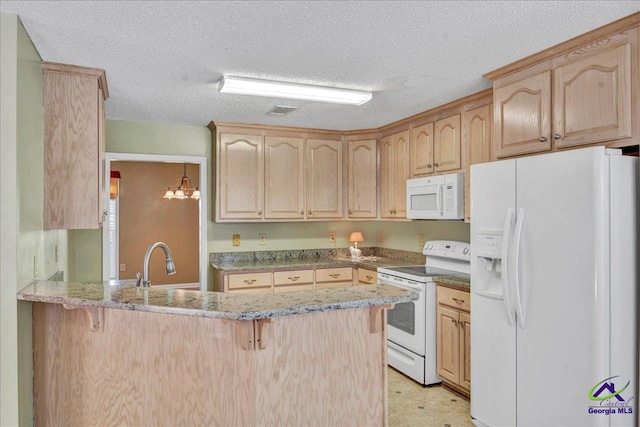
[410, 122, 434, 176]
[434, 114, 462, 172]
[264, 136, 305, 219]
[44, 63, 108, 230]
[464, 103, 492, 222]
[393, 131, 410, 219]
[306, 139, 343, 219]
[493, 71, 552, 159]
[218, 133, 263, 220]
[379, 135, 395, 219]
[348, 139, 377, 219]
[553, 43, 632, 149]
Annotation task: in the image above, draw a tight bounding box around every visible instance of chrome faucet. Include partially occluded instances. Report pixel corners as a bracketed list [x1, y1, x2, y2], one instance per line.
[137, 242, 176, 287]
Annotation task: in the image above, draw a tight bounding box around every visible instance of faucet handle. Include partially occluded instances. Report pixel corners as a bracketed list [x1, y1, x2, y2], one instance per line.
[136, 272, 141, 287]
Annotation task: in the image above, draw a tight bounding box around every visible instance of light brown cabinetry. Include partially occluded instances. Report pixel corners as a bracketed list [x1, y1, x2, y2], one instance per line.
[489, 26, 638, 159]
[44, 62, 108, 229]
[410, 122, 435, 176]
[380, 130, 409, 218]
[315, 267, 353, 289]
[356, 267, 377, 285]
[264, 136, 305, 219]
[347, 139, 377, 218]
[463, 103, 492, 222]
[305, 139, 343, 218]
[273, 269, 314, 293]
[218, 133, 264, 220]
[226, 272, 273, 294]
[434, 114, 462, 172]
[436, 285, 470, 397]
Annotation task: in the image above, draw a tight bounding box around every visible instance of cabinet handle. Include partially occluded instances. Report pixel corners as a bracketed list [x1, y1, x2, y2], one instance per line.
[300, 211, 304, 215]
[244, 279, 256, 284]
[288, 276, 300, 281]
[452, 297, 465, 304]
[451, 318, 456, 324]
[427, 164, 432, 168]
[308, 210, 312, 215]
[349, 209, 353, 214]
[366, 275, 374, 280]
[257, 210, 262, 215]
[434, 163, 439, 167]
[553, 134, 562, 140]
[539, 136, 547, 142]
[329, 273, 340, 278]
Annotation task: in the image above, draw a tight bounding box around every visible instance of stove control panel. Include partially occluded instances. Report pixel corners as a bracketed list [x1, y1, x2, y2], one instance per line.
[423, 240, 470, 261]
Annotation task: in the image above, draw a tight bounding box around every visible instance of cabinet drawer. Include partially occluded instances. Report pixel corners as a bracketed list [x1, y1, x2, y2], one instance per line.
[274, 283, 315, 293]
[227, 272, 273, 290]
[273, 270, 314, 286]
[315, 267, 353, 283]
[437, 285, 470, 312]
[357, 268, 377, 284]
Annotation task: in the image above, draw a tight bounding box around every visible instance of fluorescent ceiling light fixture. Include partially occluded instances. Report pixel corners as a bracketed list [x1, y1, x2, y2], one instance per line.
[219, 76, 372, 105]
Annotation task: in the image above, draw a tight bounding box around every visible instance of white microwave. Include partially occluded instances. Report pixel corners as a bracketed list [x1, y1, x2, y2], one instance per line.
[406, 173, 464, 220]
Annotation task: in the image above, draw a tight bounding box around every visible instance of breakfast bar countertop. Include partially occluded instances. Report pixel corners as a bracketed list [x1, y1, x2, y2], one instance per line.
[17, 280, 417, 321]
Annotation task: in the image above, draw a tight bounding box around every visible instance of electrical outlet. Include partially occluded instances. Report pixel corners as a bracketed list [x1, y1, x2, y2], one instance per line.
[120, 264, 126, 272]
[418, 233, 425, 246]
[233, 234, 241, 246]
[329, 232, 336, 243]
[379, 232, 385, 243]
[259, 233, 267, 245]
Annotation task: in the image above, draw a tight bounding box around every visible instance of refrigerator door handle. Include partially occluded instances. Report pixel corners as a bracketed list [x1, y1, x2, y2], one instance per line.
[513, 207, 526, 329]
[501, 208, 515, 326]
[436, 184, 443, 215]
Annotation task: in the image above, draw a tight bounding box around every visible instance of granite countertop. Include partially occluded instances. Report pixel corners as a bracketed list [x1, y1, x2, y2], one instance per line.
[17, 281, 417, 321]
[436, 275, 470, 291]
[210, 256, 420, 272]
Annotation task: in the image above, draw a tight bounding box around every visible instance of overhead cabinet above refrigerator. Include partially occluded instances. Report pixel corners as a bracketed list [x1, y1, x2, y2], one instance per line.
[470, 146, 638, 427]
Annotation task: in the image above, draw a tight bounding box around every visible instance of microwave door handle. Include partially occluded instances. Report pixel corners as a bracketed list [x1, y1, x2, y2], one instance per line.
[436, 184, 443, 215]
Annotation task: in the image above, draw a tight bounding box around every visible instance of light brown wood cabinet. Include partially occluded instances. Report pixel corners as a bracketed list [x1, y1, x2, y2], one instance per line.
[410, 122, 435, 176]
[264, 136, 305, 219]
[273, 269, 314, 293]
[315, 267, 353, 289]
[356, 267, 377, 285]
[436, 285, 471, 397]
[217, 133, 264, 220]
[380, 130, 409, 219]
[44, 62, 108, 229]
[434, 114, 462, 173]
[215, 266, 354, 293]
[490, 26, 637, 159]
[464, 103, 492, 222]
[305, 139, 343, 219]
[225, 272, 273, 294]
[347, 139, 377, 218]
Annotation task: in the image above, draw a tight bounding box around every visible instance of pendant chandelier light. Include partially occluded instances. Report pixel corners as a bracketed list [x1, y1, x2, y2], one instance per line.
[162, 163, 200, 200]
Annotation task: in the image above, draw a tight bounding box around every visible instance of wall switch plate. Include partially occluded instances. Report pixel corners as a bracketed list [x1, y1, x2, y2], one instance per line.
[418, 233, 425, 246]
[120, 264, 126, 272]
[329, 232, 336, 243]
[259, 233, 266, 245]
[233, 234, 241, 246]
[379, 232, 385, 243]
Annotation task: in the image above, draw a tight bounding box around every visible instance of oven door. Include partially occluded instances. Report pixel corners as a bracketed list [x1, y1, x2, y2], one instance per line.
[382, 278, 426, 356]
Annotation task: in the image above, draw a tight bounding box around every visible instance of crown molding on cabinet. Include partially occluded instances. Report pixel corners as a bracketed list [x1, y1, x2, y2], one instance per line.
[43, 62, 109, 100]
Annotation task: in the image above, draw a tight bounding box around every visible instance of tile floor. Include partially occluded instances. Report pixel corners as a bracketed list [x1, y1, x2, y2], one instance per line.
[388, 367, 474, 427]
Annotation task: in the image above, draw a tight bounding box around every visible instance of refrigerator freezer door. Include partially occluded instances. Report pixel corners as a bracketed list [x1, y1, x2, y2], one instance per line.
[470, 159, 517, 427]
[515, 147, 610, 427]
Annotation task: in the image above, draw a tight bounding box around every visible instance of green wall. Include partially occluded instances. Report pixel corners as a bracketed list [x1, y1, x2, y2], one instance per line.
[1, 13, 68, 426]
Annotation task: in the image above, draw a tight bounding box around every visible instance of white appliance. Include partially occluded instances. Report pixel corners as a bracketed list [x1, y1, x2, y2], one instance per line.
[470, 146, 637, 427]
[406, 172, 464, 220]
[378, 241, 470, 385]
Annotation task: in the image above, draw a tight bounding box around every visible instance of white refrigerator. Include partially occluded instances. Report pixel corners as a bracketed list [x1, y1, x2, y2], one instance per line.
[470, 146, 637, 427]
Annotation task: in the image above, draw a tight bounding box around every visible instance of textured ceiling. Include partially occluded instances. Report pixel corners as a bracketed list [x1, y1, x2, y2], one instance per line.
[1, 1, 639, 131]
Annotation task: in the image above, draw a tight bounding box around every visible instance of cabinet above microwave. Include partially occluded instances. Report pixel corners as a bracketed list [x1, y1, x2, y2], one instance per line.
[406, 173, 464, 220]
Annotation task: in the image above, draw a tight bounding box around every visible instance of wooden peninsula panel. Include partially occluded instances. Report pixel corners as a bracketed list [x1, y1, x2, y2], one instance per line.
[33, 302, 390, 426]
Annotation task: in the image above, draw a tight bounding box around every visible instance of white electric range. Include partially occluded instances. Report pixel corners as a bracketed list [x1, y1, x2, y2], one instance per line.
[377, 240, 470, 385]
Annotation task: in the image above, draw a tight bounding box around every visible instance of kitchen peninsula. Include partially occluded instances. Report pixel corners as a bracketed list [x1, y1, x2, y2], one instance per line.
[18, 281, 414, 427]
